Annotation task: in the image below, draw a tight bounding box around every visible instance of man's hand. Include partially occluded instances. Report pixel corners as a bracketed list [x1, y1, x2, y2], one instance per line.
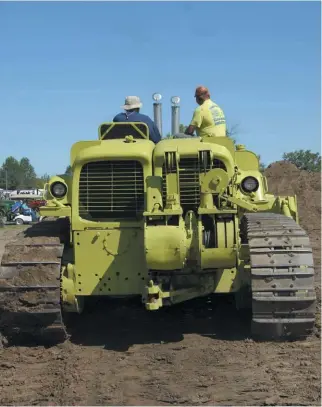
[184, 125, 195, 135]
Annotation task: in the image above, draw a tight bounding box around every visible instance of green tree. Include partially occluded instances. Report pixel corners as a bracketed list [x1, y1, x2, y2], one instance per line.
[257, 155, 266, 173]
[226, 124, 238, 143]
[179, 124, 186, 133]
[164, 123, 187, 138]
[18, 157, 37, 187]
[0, 156, 38, 189]
[282, 150, 321, 172]
[0, 157, 21, 189]
[35, 173, 51, 189]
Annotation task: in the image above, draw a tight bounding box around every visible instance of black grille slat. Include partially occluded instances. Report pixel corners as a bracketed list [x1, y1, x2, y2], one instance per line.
[213, 159, 226, 170]
[179, 158, 201, 209]
[79, 160, 144, 220]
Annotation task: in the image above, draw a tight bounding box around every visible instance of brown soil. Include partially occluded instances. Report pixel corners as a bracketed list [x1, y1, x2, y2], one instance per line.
[0, 162, 320, 406]
[265, 160, 321, 238]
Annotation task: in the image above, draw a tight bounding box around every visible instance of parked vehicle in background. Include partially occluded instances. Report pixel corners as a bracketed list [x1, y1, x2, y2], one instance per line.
[13, 210, 43, 225]
[8, 189, 44, 200]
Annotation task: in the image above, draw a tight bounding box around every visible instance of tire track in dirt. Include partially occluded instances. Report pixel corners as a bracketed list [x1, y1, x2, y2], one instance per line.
[0, 345, 65, 405]
[45, 334, 320, 406]
[42, 294, 320, 406]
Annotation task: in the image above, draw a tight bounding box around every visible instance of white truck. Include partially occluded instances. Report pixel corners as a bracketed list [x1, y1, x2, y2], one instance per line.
[8, 189, 44, 200]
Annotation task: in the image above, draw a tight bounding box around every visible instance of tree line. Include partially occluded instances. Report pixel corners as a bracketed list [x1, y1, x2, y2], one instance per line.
[0, 156, 50, 190]
[1, 147, 320, 191]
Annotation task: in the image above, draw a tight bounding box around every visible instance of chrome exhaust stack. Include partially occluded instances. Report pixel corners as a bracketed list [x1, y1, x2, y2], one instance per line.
[171, 96, 180, 136]
[152, 93, 163, 137]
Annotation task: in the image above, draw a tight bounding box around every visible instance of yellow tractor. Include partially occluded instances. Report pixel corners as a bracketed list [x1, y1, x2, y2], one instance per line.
[0, 95, 316, 345]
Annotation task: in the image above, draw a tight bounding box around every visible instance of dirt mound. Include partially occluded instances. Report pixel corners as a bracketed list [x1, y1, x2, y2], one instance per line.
[265, 161, 321, 191]
[264, 161, 321, 237]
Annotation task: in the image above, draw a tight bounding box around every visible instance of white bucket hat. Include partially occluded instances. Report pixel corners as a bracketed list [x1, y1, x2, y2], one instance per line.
[121, 96, 142, 110]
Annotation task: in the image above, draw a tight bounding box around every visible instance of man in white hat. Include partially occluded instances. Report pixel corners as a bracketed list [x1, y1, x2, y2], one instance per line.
[113, 96, 161, 143]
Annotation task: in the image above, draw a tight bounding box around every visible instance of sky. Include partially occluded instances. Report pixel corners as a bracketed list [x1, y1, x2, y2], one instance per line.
[0, 0, 321, 177]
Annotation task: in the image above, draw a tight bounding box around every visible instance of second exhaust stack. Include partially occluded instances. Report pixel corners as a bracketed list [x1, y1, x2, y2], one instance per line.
[171, 96, 180, 136]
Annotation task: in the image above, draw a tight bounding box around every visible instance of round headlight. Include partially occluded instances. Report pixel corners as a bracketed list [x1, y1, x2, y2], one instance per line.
[152, 93, 162, 102]
[171, 96, 180, 105]
[50, 181, 67, 198]
[241, 176, 259, 193]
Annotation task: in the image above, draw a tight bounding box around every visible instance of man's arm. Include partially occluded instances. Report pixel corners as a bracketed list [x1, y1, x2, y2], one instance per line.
[184, 108, 202, 135]
[151, 122, 162, 143]
[146, 117, 162, 143]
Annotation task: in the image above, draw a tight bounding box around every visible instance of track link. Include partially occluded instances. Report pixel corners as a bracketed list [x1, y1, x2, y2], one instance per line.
[0, 219, 69, 346]
[244, 213, 316, 340]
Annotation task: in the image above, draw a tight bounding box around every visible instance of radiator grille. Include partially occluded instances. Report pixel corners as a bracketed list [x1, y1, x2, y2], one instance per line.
[178, 158, 202, 208]
[162, 157, 227, 209]
[79, 160, 144, 220]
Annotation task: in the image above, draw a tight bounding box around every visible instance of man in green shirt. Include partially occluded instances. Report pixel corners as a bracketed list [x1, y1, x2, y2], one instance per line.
[185, 86, 226, 138]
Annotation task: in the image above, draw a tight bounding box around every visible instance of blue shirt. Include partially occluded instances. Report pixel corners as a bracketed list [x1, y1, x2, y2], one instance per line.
[113, 111, 161, 143]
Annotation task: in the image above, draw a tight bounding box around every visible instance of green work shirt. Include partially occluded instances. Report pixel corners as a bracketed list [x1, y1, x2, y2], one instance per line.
[190, 99, 226, 137]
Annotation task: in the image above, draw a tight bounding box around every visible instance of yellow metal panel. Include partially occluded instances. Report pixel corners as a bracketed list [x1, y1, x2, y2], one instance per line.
[146, 176, 163, 212]
[213, 268, 237, 293]
[216, 221, 226, 248]
[40, 206, 71, 217]
[70, 141, 101, 168]
[74, 228, 148, 295]
[145, 225, 186, 270]
[153, 138, 235, 178]
[205, 137, 235, 154]
[74, 139, 155, 165]
[201, 248, 236, 269]
[235, 150, 260, 171]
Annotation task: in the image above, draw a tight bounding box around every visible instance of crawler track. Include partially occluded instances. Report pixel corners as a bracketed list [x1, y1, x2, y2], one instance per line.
[0, 219, 69, 345]
[244, 213, 316, 340]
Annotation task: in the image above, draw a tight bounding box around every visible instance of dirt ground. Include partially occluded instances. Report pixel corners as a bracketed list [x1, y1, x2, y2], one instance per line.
[0, 161, 320, 406]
